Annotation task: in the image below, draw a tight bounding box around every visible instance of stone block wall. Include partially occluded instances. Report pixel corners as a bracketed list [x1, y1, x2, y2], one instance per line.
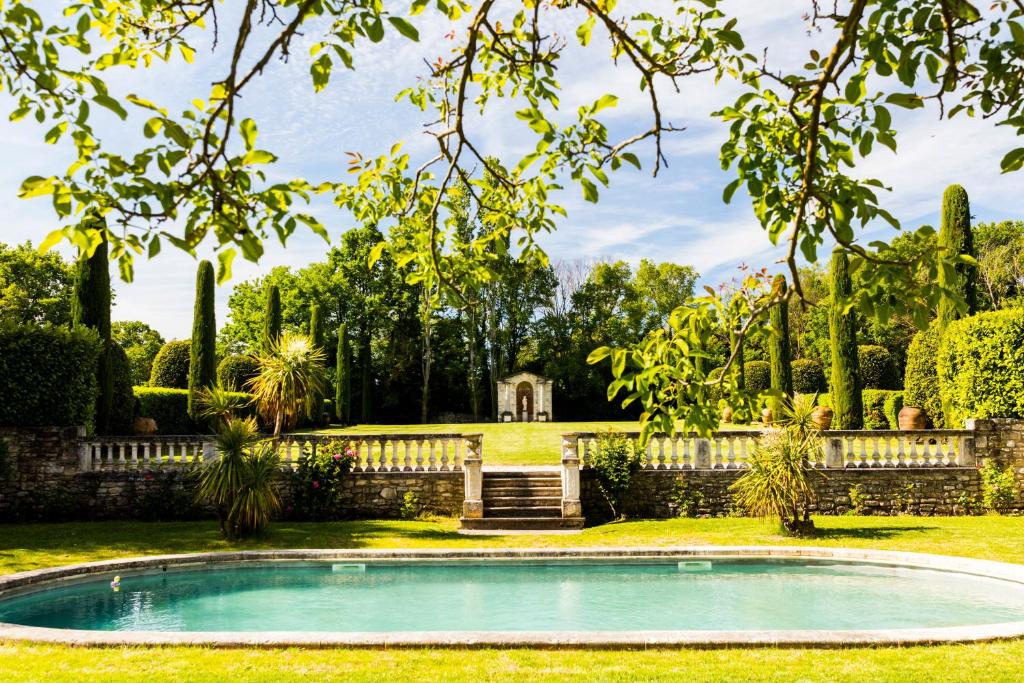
[969, 418, 1024, 511]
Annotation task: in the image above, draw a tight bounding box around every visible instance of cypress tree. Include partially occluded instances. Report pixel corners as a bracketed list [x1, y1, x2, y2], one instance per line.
[308, 304, 324, 422]
[937, 184, 977, 329]
[768, 274, 793, 417]
[828, 249, 863, 429]
[188, 260, 217, 420]
[262, 284, 282, 353]
[335, 323, 351, 424]
[72, 228, 112, 434]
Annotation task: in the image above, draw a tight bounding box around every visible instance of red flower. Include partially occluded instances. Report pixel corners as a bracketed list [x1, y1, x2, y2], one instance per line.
[312, 480, 320, 489]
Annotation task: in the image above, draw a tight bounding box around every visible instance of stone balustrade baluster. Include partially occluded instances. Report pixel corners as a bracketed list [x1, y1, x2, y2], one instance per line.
[415, 439, 424, 471]
[669, 437, 679, 469]
[870, 436, 881, 467]
[428, 439, 437, 471]
[656, 438, 666, 470]
[403, 441, 412, 471]
[441, 438, 450, 471]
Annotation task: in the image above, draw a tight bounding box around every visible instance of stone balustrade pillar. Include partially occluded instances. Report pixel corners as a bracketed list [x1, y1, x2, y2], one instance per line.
[462, 434, 483, 518]
[957, 435, 976, 467]
[561, 435, 582, 518]
[694, 438, 711, 469]
[824, 436, 845, 468]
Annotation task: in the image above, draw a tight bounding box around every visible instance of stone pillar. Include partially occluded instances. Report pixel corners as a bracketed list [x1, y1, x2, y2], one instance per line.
[694, 438, 711, 469]
[462, 434, 483, 518]
[824, 437, 845, 468]
[77, 428, 91, 473]
[957, 435, 976, 467]
[202, 438, 219, 464]
[560, 435, 582, 518]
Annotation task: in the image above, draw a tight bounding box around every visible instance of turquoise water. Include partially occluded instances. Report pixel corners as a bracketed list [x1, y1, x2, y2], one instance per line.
[3, 560, 1024, 632]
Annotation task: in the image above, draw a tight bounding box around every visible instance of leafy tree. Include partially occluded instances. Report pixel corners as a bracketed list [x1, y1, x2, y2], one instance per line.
[262, 284, 282, 354]
[112, 320, 165, 386]
[188, 260, 217, 420]
[72, 230, 113, 434]
[633, 260, 699, 330]
[0, 241, 72, 326]
[937, 184, 978, 329]
[149, 339, 191, 389]
[220, 267, 306, 354]
[828, 249, 863, 429]
[974, 220, 1024, 310]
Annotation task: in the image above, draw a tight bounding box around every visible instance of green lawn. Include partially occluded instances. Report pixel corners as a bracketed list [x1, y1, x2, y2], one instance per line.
[304, 421, 746, 466]
[3, 516, 1024, 681]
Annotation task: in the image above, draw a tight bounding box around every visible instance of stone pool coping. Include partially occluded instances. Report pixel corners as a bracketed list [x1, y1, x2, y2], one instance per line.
[3, 546, 1024, 648]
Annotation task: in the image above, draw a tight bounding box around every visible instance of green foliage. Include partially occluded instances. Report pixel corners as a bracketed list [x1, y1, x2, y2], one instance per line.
[112, 321, 165, 386]
[829, 249, 863, 429]
[400, 491, 422, 520]
[72, 231, 113, 434]
[791, 359, 825, 394]
[188, 260, 217, 419]
[287, 439, 355, 521]
[335, 323, 351, 424]
[308, 303, 325, 421]
[937, 309, 1024, 426]
[262, 285, 282, 354]
[857, 344, 898, 390]
[249, 332, 327, 436]
[671, 480, 706, 518]
[135, 387, 254, 435]
[589, 432, 644, 519]
[149, 339, 191, 388]
[974, 220, 1024, 310]
[883, 391, 904, 431]
[768, 275, 793, 415]
[109, 343, 137, 433]
[937, 184, 977, 328]
[0, 324, 100, 428]
[743, 360, 771, 392]
[979, 460, 1017, 512]
[0, 241, 73, 326]
[862, 390, 903, 430]
[217, 354, 260, 392]
[847, 484, 866, 515]
[903, 326, 945, 428]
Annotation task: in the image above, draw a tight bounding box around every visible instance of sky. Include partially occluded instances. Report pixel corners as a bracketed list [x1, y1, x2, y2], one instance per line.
[1, 1, 1021, 339]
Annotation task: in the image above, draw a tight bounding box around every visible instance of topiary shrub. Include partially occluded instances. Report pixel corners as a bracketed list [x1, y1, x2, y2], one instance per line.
[792, 359, 825, 394]
[135, 386, 255, 434]
[858, 344, 898, 389]
[217, 354, 260, 392]
[904, 326, 944, 428]
[937, 184, 977, 328]
[149, 339, 191, 388]
[744, 360, 771, 392]
[883, 392, 904, 430]
[937, 309, 1024, 427]
[109, 343, 138, 433]
[862, 390, 903, 429]
[0, 324, 101, 428]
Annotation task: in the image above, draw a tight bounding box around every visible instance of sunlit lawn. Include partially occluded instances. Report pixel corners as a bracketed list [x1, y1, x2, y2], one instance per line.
[4, 516, 1024, 681]
[303, 421, 748, 466]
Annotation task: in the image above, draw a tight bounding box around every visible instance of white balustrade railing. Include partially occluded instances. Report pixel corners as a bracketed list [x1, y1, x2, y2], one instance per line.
[79, 433, 482, 473]
[564, 429, 975, 471]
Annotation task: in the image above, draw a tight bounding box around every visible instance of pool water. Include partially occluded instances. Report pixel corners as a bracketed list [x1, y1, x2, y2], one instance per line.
[3, 560, 1024, 632]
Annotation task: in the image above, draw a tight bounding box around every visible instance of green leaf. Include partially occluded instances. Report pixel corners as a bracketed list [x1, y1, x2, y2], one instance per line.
[387, 17, 419, 41]
[587, 346, 612, 364]
[18, 176, 56, 198]
[240, 118, 258, 152]
[366, 17, 385, 42]
[722, 178, 741, 203]
[1000, 147, 1024, 173]
[592, 94, 618, 113]
[580, 177, 598, 203]
[93, 94, 128, 120]
[367, 240, 388, 266]
[216, 248, 236, 284]
[885, 93, 924, 109]
[576, 16, 595, 46]
[242, 150, 276, 165]
[37, 228, 65, 253]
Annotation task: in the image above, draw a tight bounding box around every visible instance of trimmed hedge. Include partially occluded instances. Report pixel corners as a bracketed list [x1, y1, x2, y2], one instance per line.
[110, 343, 138, 433]
[149, 339, 191, 388]
[858, 344, 898, 390]
[744, 360, 771, 392]
[792, 358, 825, 394]
[904, 326, 944, 428]
[217, 354, 260, 392]
[810, 390, 903, 429]
[135, 387, 256, 434]
[0, 325, 101, 428]
[938, 309, 1024, 427]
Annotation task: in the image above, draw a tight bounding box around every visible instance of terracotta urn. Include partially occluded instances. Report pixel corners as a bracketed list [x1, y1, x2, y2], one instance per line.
[811, 406, 834, 431]
[722, 405, 734, 423]
[898, 406, 927, 430]
[133, 417, 157, 435]
[761, 407, 773, 425]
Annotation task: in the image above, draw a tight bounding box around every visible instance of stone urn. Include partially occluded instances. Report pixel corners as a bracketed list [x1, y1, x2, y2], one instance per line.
[811, 406, 834, 431]
[761, 407, 773, 425]
[898, 406, 927, 430]
[722, 405, 734, 423]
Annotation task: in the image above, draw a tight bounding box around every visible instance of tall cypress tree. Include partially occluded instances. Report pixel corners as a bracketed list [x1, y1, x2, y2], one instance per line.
[188, 260, 217, 420]
[335, 323, 351, 424]
[936, 184, 977, 329]
[262, 284, 282, 353]
[828, 248, 863, 429]
[72, 228, 112, 434]
[308, 304, 324, 422]
[768, 274, 793, 417]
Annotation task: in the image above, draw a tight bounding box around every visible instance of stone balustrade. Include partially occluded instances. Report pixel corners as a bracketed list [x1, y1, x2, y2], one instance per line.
[564, 428, 976, 471]
[78, 436, 214, 472]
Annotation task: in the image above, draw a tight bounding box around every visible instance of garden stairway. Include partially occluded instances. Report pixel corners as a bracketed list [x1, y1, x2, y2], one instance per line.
[459, 470, 585, 532]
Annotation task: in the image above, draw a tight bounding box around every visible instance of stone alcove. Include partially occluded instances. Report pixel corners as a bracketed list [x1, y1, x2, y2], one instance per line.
[496, 371, 552, 422]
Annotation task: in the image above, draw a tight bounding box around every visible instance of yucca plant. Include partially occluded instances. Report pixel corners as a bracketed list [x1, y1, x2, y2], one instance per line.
[231, 443, 282, 535]
[197, 384, 250, 430]
[247, 332, 327, 437]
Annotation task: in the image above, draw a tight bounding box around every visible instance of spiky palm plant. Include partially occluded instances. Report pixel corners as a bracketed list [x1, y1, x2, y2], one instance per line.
[247, 332, 327, 437]
[197, 417, 259, 538]
[231, 443, 281, 535]
[197, 384, 250, 430]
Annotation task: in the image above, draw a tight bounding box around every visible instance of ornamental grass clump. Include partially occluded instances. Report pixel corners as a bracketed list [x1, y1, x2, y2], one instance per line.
[731, 394, 821, 536]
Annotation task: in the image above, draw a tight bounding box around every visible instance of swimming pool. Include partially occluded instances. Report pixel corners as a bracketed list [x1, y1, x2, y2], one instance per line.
[3, 548, 1024, 646]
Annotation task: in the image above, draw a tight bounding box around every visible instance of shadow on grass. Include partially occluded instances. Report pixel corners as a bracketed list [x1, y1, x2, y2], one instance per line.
[813, 524, 936, 541]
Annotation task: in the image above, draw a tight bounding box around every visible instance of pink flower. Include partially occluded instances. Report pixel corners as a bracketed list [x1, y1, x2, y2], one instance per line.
[312, 480, 320, 489]
[333, 453, 342, 461]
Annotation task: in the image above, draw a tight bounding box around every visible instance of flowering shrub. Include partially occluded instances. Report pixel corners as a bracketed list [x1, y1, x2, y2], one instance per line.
[288, 438, 355, 520]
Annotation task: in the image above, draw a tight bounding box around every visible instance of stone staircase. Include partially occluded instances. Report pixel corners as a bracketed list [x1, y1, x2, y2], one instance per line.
[459, 471, 585, 531]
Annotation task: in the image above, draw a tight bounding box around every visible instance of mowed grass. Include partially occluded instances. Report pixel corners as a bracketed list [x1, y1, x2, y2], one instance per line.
[3, 516, 1024, 681]
[304, 421, 746, 466]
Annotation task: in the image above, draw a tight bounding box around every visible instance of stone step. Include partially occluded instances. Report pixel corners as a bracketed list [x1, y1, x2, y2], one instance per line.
[482, 495, 562, 507]
[484, 506, 563, 518]
[482, 488, 563, 499]
[483, 476, 561, 486]
[459, 516, 586, 531]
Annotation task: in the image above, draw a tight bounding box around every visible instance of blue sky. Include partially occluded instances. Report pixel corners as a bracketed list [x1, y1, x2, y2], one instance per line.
[1, 1, 1021, 339]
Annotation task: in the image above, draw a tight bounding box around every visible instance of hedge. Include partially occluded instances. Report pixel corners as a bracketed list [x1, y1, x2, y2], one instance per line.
[135, 387, 256, 434]
[0, 325, 101, 428]
[217, 354, 260, 392]
[858, 344, 899, 390]
[810, 390, 903, 429]
[110, 343, 138, 433]
[937, 309, 1024, 427]
[149, 339, 191, 388]
[792, 358, 825, 394]
[904, 326, 944, 428]
[744, 360, 771, 392]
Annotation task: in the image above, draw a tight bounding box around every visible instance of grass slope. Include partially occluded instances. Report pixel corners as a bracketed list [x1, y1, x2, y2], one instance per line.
[3, 517, 1024, 681]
